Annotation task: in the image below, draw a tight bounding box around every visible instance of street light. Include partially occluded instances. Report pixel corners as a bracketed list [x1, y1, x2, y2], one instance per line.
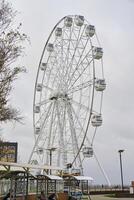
[118, 149, 124, 190]
[47, 147, 57, 175]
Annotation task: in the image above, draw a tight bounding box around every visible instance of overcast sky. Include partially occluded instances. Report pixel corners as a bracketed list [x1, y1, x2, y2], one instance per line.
[1, 0, 134, 185]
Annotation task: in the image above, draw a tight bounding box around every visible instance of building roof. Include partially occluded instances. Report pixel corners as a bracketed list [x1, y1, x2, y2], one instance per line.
[73, 176, 94, 181]
[0, 161, 63, 171]
[0, 161, 63, 179]
[45, 175, 63, 180]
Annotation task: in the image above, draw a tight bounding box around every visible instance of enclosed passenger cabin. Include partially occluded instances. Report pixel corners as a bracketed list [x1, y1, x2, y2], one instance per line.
[34, 105, 40, 113]
[85, 25, 95, 37]
[91, 114, 102, 127]
[41, 62, 47, 71]
[74, 15, 84, 26]
[71, 168, 81, 175]
[47, 43, 54, 52]
[66, 163, 72, 169]
[55, 27, 62, 37]
[37, 147, 44, 154]
[83, 147, 93, 158]
[93, 47, 103, 59]
[35, 127, 40, 135]
[31, 159, 38, 165]
[64, 17, 73, 27]
[36, 83, 42, 92]
[95, 79, 106, 91]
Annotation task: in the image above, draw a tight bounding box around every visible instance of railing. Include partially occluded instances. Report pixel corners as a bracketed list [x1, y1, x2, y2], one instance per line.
[89, 185, 129, 192]
[0, 179, 130, 197]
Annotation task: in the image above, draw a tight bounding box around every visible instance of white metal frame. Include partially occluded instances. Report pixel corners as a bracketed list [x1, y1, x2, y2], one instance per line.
[29, 15, 105, 175]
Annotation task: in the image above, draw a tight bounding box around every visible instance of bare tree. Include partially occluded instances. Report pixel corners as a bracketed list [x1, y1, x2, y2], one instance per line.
[0, 0, 28, 123]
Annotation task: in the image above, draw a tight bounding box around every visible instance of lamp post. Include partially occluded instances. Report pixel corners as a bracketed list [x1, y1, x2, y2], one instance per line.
[47, 147, 57, 175]
[118, 149, 124, 190]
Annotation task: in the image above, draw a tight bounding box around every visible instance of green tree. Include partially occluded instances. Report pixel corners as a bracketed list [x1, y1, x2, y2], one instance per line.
[0, 0, 28, 122]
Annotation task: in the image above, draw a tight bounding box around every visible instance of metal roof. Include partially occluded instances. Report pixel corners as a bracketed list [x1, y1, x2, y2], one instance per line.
[73, 176, 94, 181]
[0, 161, 63, 171]
[0, 161, 63, 179]
[45, 175, 63, 180]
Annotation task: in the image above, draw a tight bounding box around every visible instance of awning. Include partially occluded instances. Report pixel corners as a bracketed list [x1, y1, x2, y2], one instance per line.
[0, 161, 63, 179]
[73, 176, 94, 181]
[45, 175, 63, 180]
[0, 161, 63, 171]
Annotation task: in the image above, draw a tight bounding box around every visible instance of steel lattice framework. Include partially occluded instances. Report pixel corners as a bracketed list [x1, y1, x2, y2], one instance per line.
[29, 15, 106, 175]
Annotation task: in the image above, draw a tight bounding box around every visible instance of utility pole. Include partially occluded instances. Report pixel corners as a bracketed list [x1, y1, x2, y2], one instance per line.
[47, 147, 57, 175]
[118, 149, 124, 190]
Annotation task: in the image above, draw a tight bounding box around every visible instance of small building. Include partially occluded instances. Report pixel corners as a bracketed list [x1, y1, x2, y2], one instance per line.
[63, 175, 93, 199]
[0, 161, 63, 200]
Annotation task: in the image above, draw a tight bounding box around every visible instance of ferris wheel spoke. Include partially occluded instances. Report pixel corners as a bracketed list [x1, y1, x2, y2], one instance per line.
[34, 104, 52, 127]
[65, 41, 92, 87]
[62, 26, 74, 78]
[35, 101, 53, 129]
[42, 84, 53, 91]
[71, 99, 90, 112]
[63, 48, 78, 82]
[66, 101, 83, 169]
[66, 42, 90, 86]
[68, 58, 93, 90]
[71, 103, 87, 139]
[62, 101, 68, 164]
[63, 23, 84, 81]
[48, 45, 69, 89]
[56, 101, 66, 166]
[68, 79, 93, 94]
[59, 29, 65, 87]
[99, 91, 104, 113]
[39, 98, 51, 106]
[41, 107, 59, 162]
[64, 26, 87, 85]
[58, 33, 70, 88]
[85, 135, 92, 147]
[46, 43, 63, 87]
[91, 127, 97, 145]
[29, 102, 53, 163]
[66, 50, 93, 89]
[70, 103, 93, 160]
[45, 101, 56, 164]
[72, 99, 97, 115]
[67, 23, 82, 54]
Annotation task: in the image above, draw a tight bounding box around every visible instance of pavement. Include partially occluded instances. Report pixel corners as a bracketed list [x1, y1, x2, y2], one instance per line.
[91, 195, 134, 200]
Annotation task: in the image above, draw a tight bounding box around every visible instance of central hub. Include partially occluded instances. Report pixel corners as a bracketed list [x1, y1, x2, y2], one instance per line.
[49, 91, 68, 100]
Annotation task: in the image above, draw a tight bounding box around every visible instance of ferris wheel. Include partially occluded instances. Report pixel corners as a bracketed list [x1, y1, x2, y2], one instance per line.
[29, 15, 106, 175]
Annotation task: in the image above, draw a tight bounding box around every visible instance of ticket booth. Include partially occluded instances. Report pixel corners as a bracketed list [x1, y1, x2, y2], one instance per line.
[36, 174, 63, 198]
[69, 176, 93, 199]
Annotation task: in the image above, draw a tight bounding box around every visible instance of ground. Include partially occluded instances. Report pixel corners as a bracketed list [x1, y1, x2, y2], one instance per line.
[91, 195, 134, 200]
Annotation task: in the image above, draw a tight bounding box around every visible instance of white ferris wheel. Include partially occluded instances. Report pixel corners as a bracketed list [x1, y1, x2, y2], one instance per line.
[29, 15, 106, 175]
